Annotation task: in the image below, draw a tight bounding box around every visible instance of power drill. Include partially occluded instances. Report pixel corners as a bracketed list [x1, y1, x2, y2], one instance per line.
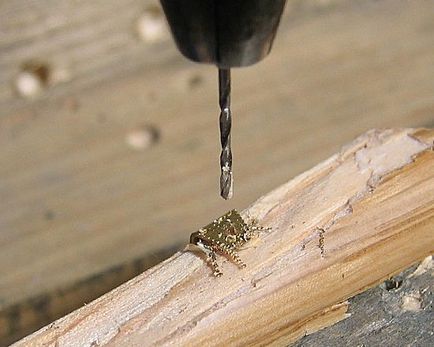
[160, 0, 287, 200]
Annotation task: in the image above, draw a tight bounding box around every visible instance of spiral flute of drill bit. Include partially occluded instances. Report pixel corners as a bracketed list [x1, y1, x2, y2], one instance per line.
[218, 68, 233, 200]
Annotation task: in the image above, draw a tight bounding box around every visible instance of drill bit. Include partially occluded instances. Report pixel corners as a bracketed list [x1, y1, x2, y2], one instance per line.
[218, 68, 233, 200]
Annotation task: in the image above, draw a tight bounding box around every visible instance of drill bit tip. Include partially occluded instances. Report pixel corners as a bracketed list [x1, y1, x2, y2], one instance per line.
[220, 164, 233, 200]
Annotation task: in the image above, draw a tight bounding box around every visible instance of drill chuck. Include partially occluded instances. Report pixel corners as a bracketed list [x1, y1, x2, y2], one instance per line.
[160, 0, 286, 68]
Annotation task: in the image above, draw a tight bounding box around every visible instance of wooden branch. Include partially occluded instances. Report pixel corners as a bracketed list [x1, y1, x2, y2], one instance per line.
[14, 128, 434, 347]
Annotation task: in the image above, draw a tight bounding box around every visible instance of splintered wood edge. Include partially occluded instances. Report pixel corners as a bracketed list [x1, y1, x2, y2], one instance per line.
[14, 128, 434, 347]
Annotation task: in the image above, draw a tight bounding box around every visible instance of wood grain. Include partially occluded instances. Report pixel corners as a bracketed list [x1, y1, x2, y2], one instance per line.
[1, 0, 434, 344]
[12, 128, 434, 346]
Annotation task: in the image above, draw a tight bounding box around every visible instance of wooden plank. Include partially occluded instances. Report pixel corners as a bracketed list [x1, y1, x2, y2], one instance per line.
[0, 0, 171, 108]
[2, 0, 434, 344]
[12, 128, 434, 346]
[0, 0, 353, 110]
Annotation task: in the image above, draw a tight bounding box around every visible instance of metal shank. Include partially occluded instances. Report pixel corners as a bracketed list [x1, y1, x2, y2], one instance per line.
[219, 68, 233, 199]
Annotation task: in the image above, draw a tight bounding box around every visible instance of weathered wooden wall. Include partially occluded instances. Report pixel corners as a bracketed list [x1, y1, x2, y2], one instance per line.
[1, 0, 434, 344]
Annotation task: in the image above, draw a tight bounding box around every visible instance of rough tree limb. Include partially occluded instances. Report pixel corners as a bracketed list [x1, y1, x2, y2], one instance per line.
[14, 128, 434, 347]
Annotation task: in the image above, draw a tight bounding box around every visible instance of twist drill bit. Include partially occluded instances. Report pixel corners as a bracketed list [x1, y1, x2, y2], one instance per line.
[218, 68, 233, 200]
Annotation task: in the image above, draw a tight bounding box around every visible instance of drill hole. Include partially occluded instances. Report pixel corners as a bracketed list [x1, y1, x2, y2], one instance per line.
[126, 124, 160, 150]
[15, 61, 51, 98]
[136, 6, 167, 43]
[383, 277, 403, 291]
[188, 74, 204, 89]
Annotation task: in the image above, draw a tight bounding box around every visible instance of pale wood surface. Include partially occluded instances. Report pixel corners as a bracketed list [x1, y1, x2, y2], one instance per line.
[2, 0, 434, 344]
[13, 128, 434, 347]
